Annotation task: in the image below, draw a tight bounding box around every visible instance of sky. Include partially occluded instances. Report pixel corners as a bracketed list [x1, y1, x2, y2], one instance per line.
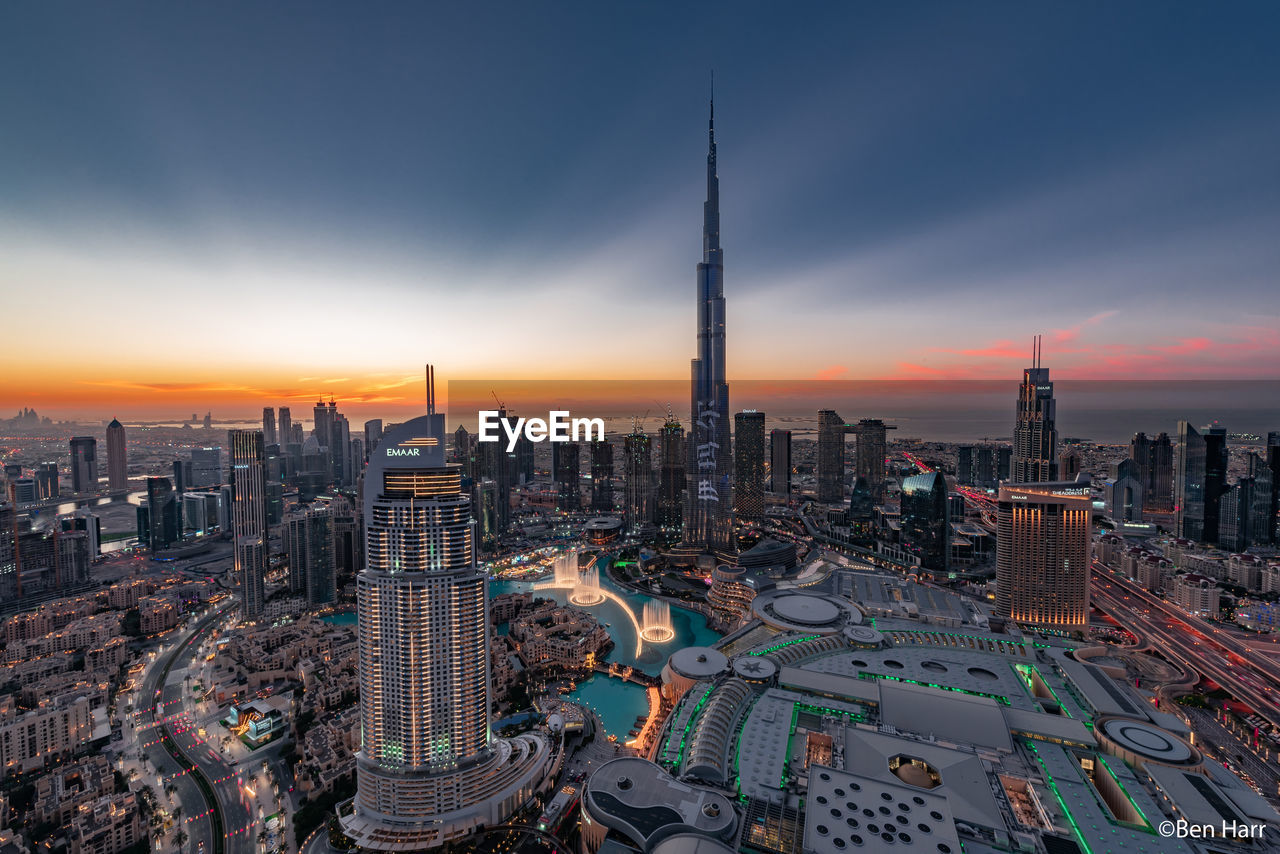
[3, 2, 1279, 420]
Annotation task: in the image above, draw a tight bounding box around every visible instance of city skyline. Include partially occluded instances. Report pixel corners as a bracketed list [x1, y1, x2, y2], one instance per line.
[5, 3, 1280, 419]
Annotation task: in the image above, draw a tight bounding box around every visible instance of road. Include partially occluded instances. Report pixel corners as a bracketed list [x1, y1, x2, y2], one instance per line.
[1091, 564, 1280, 732]
[135, 603, 262, 854]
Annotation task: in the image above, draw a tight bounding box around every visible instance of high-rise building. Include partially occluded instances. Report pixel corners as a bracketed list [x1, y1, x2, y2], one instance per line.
[190, 447, 222, 487]
[1129, 432, 1174, 511]
[682, 93, 733, 556]
[769, 429, 791, 496]
[956, 444, 1011, 489]
[623, 428, 653, 533]
[996, 479, 1091, 629]
[1267, 432, 1280, 544]
[144, 477, 179, 553]
[285, 505, 335, 606]
[816, 410, 848, 503]
[1203, 425, 1228, 545]
[590, 438, 613, 513]
[1011, 336, 1057, 483]
[1058, 449, 1083, 483]
[855, 419, 893, 499]
[229, 430, 268, 619]
[106, 419, 127, 492]
[552, 441, 580, 512]
[278, 407, 292, 445]
[1174, 422, 1206, 541]
[366, 419, 385, 462]
[340, 377, 549, 850]
[1174, 422, 1228, 544]
[733, 411, 765, 521]
[262, 407, 277, 446]
[1106, 458, 1144, 522]
[1219, 454, 1274, 552]
[899, 471, 950, 581]
[69, 437, 97, 495]
[332, 411, 352, 486]
[657, 417, 685, 529]
[477, 409, 514, 533]
[35, 463, 59, 501]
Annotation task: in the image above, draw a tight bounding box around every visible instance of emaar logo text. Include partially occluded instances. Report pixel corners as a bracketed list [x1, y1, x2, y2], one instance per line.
[478, 410, 604, 452]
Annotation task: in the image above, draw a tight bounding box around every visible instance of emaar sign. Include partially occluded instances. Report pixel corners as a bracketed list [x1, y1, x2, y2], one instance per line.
[477, 410, 604, 452]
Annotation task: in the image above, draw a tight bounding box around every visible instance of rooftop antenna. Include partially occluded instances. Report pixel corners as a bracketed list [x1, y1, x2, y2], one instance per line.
[425, 364, 436, 416]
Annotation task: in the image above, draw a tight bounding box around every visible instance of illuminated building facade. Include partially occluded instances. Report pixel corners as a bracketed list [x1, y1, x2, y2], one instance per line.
[1011, 336, 1057, 483]
[995, 479, 1091, 628]
[341, 372, 549, 850]
[229, 429, 268, 619]
[624, 428, 653, 532]
[657, 417, 685, 528]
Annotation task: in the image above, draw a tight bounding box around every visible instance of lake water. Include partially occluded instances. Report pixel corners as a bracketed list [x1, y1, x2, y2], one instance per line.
[325, 556, 722, 738]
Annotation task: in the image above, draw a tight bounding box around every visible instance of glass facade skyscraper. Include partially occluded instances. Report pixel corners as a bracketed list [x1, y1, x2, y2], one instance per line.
[900, 471, 949, 580]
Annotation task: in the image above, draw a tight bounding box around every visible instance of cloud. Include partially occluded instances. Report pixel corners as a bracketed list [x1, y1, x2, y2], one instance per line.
[814, 365, 850, 380]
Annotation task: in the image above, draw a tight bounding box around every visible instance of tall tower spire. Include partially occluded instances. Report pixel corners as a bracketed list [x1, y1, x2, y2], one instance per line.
[683, 76, 733, 557]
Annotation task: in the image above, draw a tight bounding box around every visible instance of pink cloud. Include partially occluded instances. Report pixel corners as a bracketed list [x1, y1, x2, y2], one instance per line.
[814, 365, 850, 380]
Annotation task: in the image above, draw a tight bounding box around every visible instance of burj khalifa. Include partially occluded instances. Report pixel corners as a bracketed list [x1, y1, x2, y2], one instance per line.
[682, 89, 734, 557]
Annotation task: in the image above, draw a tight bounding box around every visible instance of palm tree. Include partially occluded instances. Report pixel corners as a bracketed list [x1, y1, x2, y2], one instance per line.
[174, 828, 189, 853]
[172, 805, 183, 828]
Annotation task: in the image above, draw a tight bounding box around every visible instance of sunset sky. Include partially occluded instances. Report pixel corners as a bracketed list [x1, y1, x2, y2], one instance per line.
[3, 3, 1279, 420]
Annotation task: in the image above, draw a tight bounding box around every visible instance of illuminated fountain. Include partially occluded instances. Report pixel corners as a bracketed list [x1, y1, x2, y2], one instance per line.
[553, 552, 579, 588]
[640, 600, 675, 643]
[570, 564, 606, 607]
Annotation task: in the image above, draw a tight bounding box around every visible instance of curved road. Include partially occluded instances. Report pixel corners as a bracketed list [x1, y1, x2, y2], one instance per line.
[138, 603, 258, 854]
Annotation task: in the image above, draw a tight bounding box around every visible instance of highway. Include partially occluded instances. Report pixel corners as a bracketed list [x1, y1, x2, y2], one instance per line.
[135, 603, 262, 854]
[1091, 563, 1280, 732]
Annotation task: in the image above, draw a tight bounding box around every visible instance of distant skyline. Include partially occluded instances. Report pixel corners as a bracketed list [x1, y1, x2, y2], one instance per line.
[4, 3, 1280, 418]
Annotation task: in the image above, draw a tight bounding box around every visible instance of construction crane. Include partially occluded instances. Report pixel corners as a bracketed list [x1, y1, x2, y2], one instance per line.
[490, 390, 506, 412]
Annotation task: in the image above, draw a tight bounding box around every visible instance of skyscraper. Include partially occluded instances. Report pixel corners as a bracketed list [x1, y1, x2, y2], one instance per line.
[1129, 432, 1174, 511]
[683, 92, 733, 556]
[1011, 336, 1057, 483]
[366, 419, 385, 462]
[1268, 432, 1280, 544]
[855, 418, 893, 499]
[624, 427, 654, 533]
[899, 471, 950, 581]
[35, 463, 59, 501]
[769, 429, 791, 495]
[657, 416, 685, 529]
[229, 430, 268, 619]
[191, 446, 222, 487]
[106, 418, 127, 492]
[279, 407, 292, 444]
[340, 372, 549, 850]
[1203, 424, 1228, 545]
[262, 407, 277, 445]
[1174, 422, 1206, 541]
[552, 441, 580, 512]
[285, 505, 335, 606]
[996, 478, 1091, 629]
[69, 436, 97, 494]
[816, 410, 848, 503]
[144, 477, 179, 553]
[733, 411, 765, 521]
[590, 438, 614, 513]
[1106, 458, 1144, 522]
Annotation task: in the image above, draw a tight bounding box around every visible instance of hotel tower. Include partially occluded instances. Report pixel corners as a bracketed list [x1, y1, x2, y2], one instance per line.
[340, 367, 550, 850]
